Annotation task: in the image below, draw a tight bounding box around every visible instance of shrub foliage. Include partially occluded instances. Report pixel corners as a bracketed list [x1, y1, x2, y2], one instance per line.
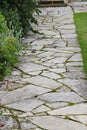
[0, 0, 39, 80]
[0, 12, 20, 80]
[0, 0, 40, 35]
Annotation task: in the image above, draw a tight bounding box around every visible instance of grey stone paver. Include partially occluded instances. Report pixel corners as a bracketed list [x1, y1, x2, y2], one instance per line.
[38, 90, 84, 103]
[29, 116, 87, 130]
[0, 1, 87, 129]
[7, 99, 44, 112]
[1, 85, 50, 104]
[28, 75, 62, 89]
[48, 103, 87, 115]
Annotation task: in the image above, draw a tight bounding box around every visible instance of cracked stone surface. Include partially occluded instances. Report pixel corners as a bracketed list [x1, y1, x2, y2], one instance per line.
[29, 116, 87, 130]
[0, 2, 87, 130]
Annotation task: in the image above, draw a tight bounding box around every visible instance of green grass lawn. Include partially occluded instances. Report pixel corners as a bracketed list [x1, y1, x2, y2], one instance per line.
[74, 12, 87, 75]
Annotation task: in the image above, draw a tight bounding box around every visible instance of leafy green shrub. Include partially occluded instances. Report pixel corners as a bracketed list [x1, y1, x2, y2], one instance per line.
[0, 0, 40, 80]
[0, 0, 40, 35]
[0, 0, 22, 36]
[0, 12, 20, 80]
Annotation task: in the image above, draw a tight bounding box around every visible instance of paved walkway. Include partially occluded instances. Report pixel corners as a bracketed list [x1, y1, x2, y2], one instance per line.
[0, 2, 87, 130]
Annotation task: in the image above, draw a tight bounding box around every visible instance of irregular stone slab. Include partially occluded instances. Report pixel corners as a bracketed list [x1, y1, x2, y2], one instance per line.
[21, 122, 36, 129]
[29, 116, 87, 130]
[58, 78, 86, 87]
[66, 61, 83, 67]
[57, 78, 72, 86]
[33, 105, 50, 114]
[39, 91, 84, 103]
[28, 76, 62, 89]
[32, 45, 44, 51]
[43, 30, 60, 37]
[68, 53, 82, 62]
[31, 39, 55, 46]
[53, 52, 73, 58]
[35, 128, 42, 130]
[52, 34, 61, 38]
[18, 112, 33, 118]
[0, 79, 24, 91]
[50, 68, 66, 73]
[22, 37, 37, 44]
[41, 71, 61, 80]
[72, 2, 87, 13]
[60, 29, 76, 34]
[57, 47, 81, 53]
[46, 102, 68, 109]
[62, 34, 77, 39]
[53, 42, 66, 47]
[68, 42, 79, 47]
[69, 115, 87, 125]
[1, 85, 50, 104]
[71, 84, 87, 99]
[57, 19, 74, 26]
[46, 57, 66, 64]
[26, 70, 42, 76]
[36, 61, 53, 67]
[48, 103, 87, 116]
[67, 66, 83, 72]
[18, 55, 39, 63]
[43, 48, 73, 54]
[17, 63, 47, 73]
[62, 71, 86, 79]
[39, 56, 53, 62]
[66, 38, 79, 45]
[45, 41, 66, 48]
[36, 25, 53, 30]
[58, 24, 75, 29]
[7, 99, 44, 112]
[38, 51, 55, 57]
[11, 69, 22, 76]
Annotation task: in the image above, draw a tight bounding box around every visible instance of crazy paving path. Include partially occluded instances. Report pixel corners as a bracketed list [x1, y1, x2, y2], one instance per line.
[1, 2, 87, 130]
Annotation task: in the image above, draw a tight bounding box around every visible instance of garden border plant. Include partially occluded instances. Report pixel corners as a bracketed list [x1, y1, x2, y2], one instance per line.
[74, 12, 87, 76]
[0, 12, 20, 80]
[0, 0, 40, 80]
[0, 0, 40, 35]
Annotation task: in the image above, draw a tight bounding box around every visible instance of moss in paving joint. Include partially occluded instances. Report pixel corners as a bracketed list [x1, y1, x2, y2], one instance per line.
[69, 5, 75, 14]
[64, 65, 69, 72]
[64, 115, 71, 120]
[66, 40, 69, 46]
[64, 114, 87, 126]
[64, 52, 75, 64]
[51, 87, 61, 93]
[53, 26, 68, 46]
[83, 100, 87, 103]
[56, 73, 64, 78]
[44, 104, 53, 110]
[38, 71, 43, 75]
[0, 105, 25, 113]
[39, 45, 46, 51]
[68, 102, 75, 106]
